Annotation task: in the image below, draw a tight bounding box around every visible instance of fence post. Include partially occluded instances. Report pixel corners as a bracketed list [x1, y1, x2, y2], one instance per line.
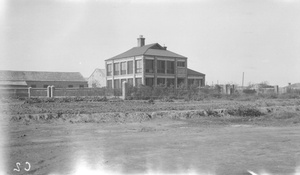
[274, 85, 279, 94]
[122, 81, 128, 100]
[47, 86, 51, 98]
[50, 86, 55, 97]
[28, 87, 32, 98]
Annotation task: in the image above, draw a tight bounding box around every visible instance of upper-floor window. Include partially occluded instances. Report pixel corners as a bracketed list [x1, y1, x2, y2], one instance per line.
[79, 85, 85, 88]
[135, 60, 142, 73]
[114, 63, 119, 75]
[121, 62, 126, 75]
[127, 61, 133, 74]
[145, 60, 154, 73]
[177, 61, 185, 67]
[157, 60, 165, 74]
[107, 64, 112, 76]
[166, 61, 175, 74]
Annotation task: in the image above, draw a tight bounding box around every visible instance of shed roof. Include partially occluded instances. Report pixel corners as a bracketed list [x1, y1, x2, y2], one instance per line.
[0, 70, 87, 82]
[187, 68, 205, 77]
[106, 43, 187, 61]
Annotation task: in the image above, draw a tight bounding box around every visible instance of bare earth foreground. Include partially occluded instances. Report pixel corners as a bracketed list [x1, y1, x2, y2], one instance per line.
[2, 99, 300, 175]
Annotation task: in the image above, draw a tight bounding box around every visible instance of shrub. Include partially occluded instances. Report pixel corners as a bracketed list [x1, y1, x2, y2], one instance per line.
[227, 105, 264, 117]
[243, 89, 256, 95]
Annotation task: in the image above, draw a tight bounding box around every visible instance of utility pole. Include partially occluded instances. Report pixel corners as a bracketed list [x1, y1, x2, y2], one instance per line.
[242, 72, 244, 88]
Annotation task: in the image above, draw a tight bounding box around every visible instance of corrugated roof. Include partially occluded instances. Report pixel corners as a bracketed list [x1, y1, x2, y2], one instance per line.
[106, 43, 187, 61]
[0, 70, 87, 82]
[187, 68, 205, 77]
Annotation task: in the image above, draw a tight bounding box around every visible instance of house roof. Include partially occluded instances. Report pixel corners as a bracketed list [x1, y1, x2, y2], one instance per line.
[106, 43, 187, 61]
[0, 70, 87, 82]
[187, 68, 205, 77]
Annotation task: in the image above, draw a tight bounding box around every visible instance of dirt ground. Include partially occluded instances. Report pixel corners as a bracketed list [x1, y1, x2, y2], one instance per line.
[2, 99, 300, 175]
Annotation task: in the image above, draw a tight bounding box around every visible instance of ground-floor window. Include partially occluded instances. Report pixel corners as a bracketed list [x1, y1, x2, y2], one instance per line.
[127, 78, 133, 86]
[79, 85, 85, 88]
[157, 78, 165, 86]
[177, 78, 185, 87]
[135, 78, 142, 87]
[166, 78, 175, 87]
[107, 80, 112, 89]
[145, 78, 154, 87]
[114, 79, 120, 89]
[188, 79, 201, 87]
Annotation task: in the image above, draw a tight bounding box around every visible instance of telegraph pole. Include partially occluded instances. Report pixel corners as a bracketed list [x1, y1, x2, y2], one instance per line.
[242, 72, 244, 88]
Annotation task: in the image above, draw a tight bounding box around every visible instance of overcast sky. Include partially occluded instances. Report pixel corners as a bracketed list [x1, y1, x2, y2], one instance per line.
[1, 0, 299, 87]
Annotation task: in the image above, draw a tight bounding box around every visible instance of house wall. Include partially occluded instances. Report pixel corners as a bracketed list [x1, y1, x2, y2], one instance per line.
[88, 69, 106, 87]
[26, 81, 88, 88]
[105, 55, 188, 88]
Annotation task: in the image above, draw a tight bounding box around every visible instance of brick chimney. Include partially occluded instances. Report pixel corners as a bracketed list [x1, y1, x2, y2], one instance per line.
[137, 35, 145, 47]
[163, 44, 167, 50]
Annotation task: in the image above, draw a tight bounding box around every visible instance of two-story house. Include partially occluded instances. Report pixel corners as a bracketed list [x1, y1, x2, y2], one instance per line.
[105, 35, 205, 89]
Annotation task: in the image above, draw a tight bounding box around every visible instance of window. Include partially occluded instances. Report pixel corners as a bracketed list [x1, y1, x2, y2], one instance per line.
[135, 78, 142, 87]
[135, 60, 142, 73]
[107, 64, 112, 76]
[68, 85, 73, 88]
[127, 78, 133, 86]
[188, 79, 194, 86]
[114, 79, 120, 89]
[79, 85, 85, 88]
[43, 85, 49, 88]
[121, 62, 126, 75]
[194, 79, 200, 87]
[114, 63, 119, 75]
[145, 78, 154, 87]
[157, 60, 165, 74]
[166, 61, 175, 74]
[177, 61, 185, 67]
[145, 60, 154, 73]
[157, 78, 165, 86]
[166, 78, 175, 87]
[177, 78, 185, 87]
[107, 80, 112, 89]
[31, 85, 36, 88]
[127, 61, 133, 74]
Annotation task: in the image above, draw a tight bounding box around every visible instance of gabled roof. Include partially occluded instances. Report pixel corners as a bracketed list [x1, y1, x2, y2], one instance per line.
[106, 43, 187, 61]
[0, 70, 87, 82]
[187, 68, 205, 77]
[88, 68, 106, 79]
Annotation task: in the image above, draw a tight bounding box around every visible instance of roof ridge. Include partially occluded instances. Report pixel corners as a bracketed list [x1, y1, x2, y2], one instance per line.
[143, 43, 159, 54]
